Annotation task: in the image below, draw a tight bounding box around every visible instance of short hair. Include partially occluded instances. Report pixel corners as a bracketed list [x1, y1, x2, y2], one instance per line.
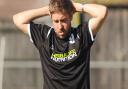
[49, 0, 75, 17]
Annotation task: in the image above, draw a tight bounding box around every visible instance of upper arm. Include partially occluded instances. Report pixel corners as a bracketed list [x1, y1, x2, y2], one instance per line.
[88, 6, 108, 36]
[89, 14, 107, 36]
[13, 15, 29, 34]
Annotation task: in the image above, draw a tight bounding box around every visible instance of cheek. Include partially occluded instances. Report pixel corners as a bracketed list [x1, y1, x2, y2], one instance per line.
[64, 23, 71, 30]
[53, 23, 58, 29]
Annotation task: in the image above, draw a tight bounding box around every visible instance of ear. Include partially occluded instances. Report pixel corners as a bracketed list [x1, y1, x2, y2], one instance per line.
[70, 13, 74, 20]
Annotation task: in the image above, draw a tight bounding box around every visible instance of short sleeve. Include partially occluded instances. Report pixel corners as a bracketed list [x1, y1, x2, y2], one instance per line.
[28, 22, 50, 49]
[77, 20, 95, 48]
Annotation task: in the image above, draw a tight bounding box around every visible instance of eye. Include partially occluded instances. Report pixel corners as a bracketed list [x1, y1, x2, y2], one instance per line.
[61, 19, 70, 23]
[60, 19, 66, 23]
[54, 20, 59, 23]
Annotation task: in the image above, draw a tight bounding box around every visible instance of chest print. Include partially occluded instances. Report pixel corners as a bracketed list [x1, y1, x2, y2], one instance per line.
[51, 49, 77, 62]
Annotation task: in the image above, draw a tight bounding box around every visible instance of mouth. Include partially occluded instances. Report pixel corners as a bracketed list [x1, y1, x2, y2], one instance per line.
[56, 32, 67, 39]
[59, 32, 65, 35]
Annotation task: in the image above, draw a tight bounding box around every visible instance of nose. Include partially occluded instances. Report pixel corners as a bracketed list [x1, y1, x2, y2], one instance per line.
[58, 22, 63, 30]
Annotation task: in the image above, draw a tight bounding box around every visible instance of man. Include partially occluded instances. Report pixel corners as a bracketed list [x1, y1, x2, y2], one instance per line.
[13, 0, 107, 89]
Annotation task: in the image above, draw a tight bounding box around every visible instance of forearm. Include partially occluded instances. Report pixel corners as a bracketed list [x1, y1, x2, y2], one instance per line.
[83, 4, 107, 19]
[74, 3, 107, 19]
[13, 6, 49, 24]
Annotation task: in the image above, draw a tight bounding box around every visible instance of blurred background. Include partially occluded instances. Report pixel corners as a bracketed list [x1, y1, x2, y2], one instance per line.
[0, 0, 128, 89]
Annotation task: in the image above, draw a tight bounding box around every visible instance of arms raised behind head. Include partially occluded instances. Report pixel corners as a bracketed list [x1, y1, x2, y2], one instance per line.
[13, 1, 108, 36]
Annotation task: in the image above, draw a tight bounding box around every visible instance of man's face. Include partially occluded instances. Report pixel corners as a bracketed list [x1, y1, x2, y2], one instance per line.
[51, 12, 72, 39]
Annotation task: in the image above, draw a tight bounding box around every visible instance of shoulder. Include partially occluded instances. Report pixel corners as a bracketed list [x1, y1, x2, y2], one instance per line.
[29, 22, 52, 35]
[28, 22, 53, 42]
[73, 22, 89, 34]
[74, 21, 95, 42]
[29, 22, 51, 30]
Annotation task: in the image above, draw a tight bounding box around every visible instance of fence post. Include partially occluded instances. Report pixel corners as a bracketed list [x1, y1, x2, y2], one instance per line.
[0, 37, 6, 89]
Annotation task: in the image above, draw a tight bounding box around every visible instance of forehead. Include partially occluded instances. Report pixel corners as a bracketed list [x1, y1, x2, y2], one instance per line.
[51, 12, 71, 20]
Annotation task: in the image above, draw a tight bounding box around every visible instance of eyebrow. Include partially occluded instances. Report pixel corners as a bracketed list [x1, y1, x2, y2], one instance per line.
[53, 18, 70, 21]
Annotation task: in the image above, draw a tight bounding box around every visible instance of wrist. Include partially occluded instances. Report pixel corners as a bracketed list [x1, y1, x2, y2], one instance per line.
[74, 3, 84, 12]
[80, 4, 84, 12]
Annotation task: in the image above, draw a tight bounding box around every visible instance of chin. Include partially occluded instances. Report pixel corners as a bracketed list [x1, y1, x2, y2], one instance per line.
[58, 36, 65, 39]
[56, 33, 68, 39]
[58, 35, 66, 39]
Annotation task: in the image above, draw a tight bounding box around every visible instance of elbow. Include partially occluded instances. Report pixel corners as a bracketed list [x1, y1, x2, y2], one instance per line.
[100, 6, 108, 20]
[13, 14, 20, 26]
[103, 6, 108, 17]
[13, 14, 24, 31]
[13, 15, 16, 24]
[13, 14, 24, 27]
[93, 5, 108, 21]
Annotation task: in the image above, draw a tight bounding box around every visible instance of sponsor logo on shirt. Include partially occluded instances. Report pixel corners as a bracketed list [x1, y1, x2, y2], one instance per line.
[51, 49, 77, 62]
